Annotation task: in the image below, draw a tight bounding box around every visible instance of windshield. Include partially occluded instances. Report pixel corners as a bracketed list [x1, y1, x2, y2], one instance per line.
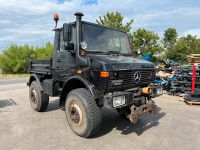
[82, 22, 131, 54]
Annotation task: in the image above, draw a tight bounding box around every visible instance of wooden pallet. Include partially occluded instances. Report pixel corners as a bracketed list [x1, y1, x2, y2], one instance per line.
[187, 54, 200, 65]
[184, 100, 200, 105]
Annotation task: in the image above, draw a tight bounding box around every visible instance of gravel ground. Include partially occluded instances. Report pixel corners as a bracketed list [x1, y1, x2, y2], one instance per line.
[0, 80, 200, 150]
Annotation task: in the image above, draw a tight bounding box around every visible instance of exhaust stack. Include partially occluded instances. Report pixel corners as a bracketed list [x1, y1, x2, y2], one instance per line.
[74, 12, 87, 65]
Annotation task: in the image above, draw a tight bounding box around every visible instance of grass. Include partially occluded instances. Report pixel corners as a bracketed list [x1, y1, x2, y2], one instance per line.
[0, 74, 29, 78]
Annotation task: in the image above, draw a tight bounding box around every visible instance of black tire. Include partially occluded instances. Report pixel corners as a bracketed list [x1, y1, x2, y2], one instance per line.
[29, 81, 49, 112]
[65, 88, 102, 138]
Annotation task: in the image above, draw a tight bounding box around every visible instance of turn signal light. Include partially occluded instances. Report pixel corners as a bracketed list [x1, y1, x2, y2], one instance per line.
[100, 71, 110, 78]
[76, 69, 82, 74]
[142, 87, 152, 94]
[80, 50, 86, 56]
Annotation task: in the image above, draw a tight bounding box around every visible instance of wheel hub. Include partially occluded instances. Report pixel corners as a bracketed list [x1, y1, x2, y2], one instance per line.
[69, 102, 83, 126]
[31, 89, 37, 104]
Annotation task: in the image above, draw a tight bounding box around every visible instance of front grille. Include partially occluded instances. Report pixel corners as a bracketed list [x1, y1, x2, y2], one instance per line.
[108, 69, 156, 89]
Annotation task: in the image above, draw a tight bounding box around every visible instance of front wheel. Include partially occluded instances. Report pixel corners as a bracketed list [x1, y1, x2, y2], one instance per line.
[65, 88, 102, 138]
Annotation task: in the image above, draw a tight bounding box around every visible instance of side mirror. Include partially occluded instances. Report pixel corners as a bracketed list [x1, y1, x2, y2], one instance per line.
[63, 23, 71, 42]
[64, 42, 74, 51]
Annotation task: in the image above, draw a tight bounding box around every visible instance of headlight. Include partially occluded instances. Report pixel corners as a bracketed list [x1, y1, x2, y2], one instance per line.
[80, 41, 87, 50]
[111, 80, 123, 86]
[113, 95, 126, 107]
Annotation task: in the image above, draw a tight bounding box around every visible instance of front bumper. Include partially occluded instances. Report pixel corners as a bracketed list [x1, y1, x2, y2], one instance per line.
[103, 84, 162, 109]
[102, 84, 161, 124]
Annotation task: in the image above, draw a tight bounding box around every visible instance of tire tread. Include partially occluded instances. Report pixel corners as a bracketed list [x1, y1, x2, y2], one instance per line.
[30, 81, 49, 112]
[67, 88, 102, 137]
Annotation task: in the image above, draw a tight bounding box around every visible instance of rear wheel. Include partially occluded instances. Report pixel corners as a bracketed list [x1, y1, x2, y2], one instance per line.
[29, 81, 49, 112]
[65, 88, 102, 137]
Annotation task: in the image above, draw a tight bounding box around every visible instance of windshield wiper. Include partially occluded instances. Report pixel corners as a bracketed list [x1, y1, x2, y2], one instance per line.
[85, 50, 106, 54]
[107, 50, 121, 54]
[85, 50, 129, 56]
[107, 50, 131, 56]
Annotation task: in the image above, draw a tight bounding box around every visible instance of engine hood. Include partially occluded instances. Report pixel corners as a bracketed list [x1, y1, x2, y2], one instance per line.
[87, 54, 155, 71]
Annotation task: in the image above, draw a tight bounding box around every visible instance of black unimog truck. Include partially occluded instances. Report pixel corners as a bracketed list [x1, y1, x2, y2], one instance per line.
[27, 12, 162, 137]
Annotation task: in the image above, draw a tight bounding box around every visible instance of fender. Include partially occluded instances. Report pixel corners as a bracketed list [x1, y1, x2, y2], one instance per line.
[28, 74, 43, 91]
[60, 75, 96, 106]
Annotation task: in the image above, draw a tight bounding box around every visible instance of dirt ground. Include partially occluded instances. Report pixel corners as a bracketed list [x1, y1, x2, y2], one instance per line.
[0, 80, 200, 150]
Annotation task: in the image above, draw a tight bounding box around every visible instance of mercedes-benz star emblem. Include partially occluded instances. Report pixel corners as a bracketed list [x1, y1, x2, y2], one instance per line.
[133, 71, 141, 83]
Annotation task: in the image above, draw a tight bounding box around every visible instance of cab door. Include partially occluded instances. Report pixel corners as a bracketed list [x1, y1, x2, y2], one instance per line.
[52, 29, 76, 80]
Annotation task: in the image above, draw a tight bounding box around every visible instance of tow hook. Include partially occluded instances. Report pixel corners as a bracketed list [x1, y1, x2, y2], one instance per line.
[127, 99, 156, 124]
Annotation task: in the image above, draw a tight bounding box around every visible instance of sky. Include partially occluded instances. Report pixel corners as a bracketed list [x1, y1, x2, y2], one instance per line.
[0, 0, 200, 52]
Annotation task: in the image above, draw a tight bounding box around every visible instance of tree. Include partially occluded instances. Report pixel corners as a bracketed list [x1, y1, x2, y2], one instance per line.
[35, 42, 53, 59]
[163, 28, 178, 49]
[0, 53, 4, 72]
[0, 42, 53, 74]
[0, 44, 32, 73]
[130, 28, 162, 56]
[166, 34, 200, 62]
[96, 12, 134, 33]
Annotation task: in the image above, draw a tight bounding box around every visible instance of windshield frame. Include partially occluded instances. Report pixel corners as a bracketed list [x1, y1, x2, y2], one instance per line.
[81, 21, 132, 55]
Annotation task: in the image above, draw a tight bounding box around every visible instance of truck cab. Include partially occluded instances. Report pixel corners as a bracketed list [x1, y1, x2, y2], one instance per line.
[28, 12, 162, 138]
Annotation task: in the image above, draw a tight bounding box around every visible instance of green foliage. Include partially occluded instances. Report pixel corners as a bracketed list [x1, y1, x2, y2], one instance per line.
[166, 35, 200, 63]
[96, 12, 134, 33]
[0, 42, 53, 73]
[0, 44, 31, 73]
[35, 42, 53, 59]
[163, 28, 178, 49]
[130, 28, 162, 55]
[0, 53, 4, 73]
